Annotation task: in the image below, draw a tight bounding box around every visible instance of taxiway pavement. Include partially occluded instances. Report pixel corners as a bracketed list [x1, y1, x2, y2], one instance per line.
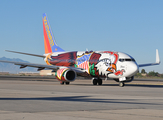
[0, 76, 163, 120]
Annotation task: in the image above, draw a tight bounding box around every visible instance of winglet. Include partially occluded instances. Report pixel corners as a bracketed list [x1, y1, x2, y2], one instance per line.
[42, 13, 65, 53]
[156, 49, 160, 64]
[138, 49, 160, 67]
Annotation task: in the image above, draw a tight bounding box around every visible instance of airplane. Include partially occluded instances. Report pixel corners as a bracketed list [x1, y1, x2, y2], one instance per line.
[0, 13, 160, 87]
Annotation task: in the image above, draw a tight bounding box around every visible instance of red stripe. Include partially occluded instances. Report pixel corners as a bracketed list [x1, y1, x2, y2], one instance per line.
[43, 18, 52, 53]
[57, 68, 67, 79]
[78, 61, 89, 72]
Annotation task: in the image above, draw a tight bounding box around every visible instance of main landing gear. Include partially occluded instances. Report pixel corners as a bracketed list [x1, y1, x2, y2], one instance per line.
[92, 78, 103, 85]
[60, 81, 70, 85]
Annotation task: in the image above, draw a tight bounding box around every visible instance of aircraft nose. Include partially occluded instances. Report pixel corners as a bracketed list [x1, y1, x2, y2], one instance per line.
[128, 62, 139, 76]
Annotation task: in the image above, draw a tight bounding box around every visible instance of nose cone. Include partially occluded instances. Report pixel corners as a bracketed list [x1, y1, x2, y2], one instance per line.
[127, 62, 139, 77]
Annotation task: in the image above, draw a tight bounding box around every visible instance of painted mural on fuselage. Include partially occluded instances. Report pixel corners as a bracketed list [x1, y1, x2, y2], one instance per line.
[45, 51, 125, 78]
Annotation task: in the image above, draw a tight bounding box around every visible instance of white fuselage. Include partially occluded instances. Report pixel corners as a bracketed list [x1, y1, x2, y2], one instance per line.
[44, 51, 139, 79]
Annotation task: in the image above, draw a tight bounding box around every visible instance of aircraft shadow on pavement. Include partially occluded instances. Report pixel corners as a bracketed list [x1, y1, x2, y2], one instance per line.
[104, 84, 163, 88]
[0, 96, 162, 106]
[125, 84, 163, 88]
[72, 83, 163, 88]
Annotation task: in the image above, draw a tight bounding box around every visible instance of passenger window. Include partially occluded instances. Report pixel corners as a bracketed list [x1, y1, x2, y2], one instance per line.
[119, 59, 124, 62]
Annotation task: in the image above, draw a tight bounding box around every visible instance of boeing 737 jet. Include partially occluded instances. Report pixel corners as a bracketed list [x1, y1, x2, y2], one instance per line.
[0, 13, 160, 87]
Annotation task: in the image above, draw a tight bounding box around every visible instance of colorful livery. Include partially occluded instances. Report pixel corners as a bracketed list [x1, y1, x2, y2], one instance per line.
[0, 13, 160, 87]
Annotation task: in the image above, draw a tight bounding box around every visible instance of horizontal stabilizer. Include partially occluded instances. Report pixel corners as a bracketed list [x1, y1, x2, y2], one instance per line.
[5, 50, 45, 58]
[138, 49, 160, 67]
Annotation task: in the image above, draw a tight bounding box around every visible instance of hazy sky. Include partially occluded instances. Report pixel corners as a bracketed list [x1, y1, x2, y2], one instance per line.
[0, 0, 162, 73]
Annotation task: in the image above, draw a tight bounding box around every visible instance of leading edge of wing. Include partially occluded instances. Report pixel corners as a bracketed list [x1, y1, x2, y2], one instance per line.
[138, 63, 160, 67]
[138, 49, 160, 67]
[0, 60, 86, 73]
[5, 50, 45, 58]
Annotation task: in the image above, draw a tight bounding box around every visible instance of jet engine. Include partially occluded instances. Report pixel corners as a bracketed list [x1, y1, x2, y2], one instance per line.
[55, 68, 76, 82]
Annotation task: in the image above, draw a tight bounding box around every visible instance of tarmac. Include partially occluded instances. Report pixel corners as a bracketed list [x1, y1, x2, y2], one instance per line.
[0, 75, 163, 120]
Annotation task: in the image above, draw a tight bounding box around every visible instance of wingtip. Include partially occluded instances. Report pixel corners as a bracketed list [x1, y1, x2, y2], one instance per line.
[156, 49, 160, 64]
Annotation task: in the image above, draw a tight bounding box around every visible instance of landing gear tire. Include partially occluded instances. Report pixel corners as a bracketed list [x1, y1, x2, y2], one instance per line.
[65, 82, 70, 85]
[119, 82, 125, 87]
[60, 81, 70, 85]
[93, 79, 98, 85]
[92, 78, 103, 85]
[60, 81, 64, 85]
[98, 79, 102, 85]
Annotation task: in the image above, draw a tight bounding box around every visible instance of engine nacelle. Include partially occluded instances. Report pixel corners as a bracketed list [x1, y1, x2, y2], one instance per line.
[55, 68, 76, 82]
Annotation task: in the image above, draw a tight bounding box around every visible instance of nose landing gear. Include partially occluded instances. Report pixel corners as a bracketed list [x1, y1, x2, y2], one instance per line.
[119, 82, 125, 87]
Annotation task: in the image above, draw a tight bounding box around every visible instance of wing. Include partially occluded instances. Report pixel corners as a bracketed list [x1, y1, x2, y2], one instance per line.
[138, 49, 160, 67]
[0, 60, 86, 73]
[3, 50, 86, 73]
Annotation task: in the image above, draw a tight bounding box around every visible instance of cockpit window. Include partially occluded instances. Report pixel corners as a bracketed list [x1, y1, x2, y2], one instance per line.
[119, 58, 135, 62]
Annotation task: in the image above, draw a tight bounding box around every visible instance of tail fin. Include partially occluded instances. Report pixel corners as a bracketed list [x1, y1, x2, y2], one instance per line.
[42, 13, 65, 54]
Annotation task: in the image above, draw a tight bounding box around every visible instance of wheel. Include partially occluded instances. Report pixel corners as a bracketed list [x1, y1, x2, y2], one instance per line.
[60, 81, 64, 85]
[119, 82, 125, 87]
[92, 78, 98, 85]
[65, 82, 70, 85]
[98, 79, 102, 85]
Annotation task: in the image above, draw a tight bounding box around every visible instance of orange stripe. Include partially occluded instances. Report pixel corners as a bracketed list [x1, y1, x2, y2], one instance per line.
[43, 18, 52, 53]
[44, 37, 49, 54]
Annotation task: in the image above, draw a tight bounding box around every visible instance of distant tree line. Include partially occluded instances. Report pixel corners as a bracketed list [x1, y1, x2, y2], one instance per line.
[135, 69, 163, 78]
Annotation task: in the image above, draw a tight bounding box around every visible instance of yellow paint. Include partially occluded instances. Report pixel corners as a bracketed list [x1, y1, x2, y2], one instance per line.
[43, 16, 54, 47]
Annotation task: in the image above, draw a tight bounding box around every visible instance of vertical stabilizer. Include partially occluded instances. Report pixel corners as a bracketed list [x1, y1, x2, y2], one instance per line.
[42, 13, 65, 53]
